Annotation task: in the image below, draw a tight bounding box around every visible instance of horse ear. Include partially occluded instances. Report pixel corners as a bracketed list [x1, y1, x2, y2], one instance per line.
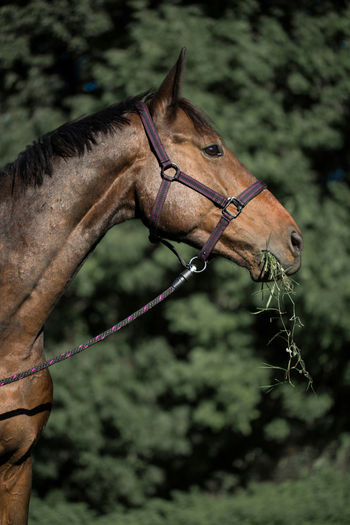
[150, 48, 186, 116]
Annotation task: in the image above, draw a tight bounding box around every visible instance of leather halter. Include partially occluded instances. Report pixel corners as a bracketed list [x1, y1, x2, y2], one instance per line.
[136, 102, 267, 271]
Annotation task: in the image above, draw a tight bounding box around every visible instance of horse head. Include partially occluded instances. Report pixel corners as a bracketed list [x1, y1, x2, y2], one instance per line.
[134, 49, 303, 281]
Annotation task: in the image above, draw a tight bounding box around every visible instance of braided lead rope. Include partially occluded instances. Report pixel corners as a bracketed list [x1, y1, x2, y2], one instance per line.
[0, 267, 196, 387]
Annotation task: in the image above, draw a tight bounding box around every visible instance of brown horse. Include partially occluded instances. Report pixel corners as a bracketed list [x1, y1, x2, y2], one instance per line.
[0, 49, 302, 524]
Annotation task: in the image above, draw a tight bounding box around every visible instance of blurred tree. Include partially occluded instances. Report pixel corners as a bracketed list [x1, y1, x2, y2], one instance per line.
[1, 0, 350, 520]
[30, 465, 350, 524]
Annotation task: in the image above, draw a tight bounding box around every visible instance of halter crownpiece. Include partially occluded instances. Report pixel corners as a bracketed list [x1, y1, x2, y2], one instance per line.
[136, 102, 267, 270]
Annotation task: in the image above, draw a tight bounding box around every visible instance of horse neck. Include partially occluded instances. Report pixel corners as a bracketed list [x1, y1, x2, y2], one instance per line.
[0, 122, 142, 360]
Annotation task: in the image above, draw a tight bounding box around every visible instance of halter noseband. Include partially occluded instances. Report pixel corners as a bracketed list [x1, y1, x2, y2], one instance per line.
[136, 102, 267, 271]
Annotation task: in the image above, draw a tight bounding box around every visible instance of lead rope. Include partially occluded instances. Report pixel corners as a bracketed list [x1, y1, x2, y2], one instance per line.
[0, 265, 197, 387]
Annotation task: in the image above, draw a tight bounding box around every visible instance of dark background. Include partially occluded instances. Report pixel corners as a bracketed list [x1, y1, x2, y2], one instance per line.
[1, 1, 350, 523]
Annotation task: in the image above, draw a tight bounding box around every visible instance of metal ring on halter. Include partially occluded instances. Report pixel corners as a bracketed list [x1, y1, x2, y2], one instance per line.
[161, 163, 180, 181]
[188, 256, 207, 273]
[223, 196, 243, 219]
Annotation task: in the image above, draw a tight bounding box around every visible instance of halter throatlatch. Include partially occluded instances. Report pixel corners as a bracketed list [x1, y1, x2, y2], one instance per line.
[136, 102, 267, 272]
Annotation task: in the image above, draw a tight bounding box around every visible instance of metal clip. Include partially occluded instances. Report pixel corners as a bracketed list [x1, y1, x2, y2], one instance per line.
[171, 256, 207, 290]
[171, 266, 195, 290]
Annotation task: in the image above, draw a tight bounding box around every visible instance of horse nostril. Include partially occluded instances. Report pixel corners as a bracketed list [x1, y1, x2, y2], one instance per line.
[290, 230, 303, 255]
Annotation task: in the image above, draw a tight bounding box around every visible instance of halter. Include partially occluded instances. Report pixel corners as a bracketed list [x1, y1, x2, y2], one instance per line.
[136, 102, 267, 271]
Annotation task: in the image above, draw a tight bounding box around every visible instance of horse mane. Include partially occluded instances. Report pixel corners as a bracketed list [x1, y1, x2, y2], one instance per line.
[0, 92, 212, 188]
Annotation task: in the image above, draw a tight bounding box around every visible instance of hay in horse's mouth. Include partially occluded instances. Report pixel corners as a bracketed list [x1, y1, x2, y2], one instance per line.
[254, 251, 312, 389]
[261, 250, 284, 281]
[253, 250, 283, 282]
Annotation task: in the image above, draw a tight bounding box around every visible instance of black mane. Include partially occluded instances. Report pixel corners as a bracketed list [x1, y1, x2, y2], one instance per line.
[0, 93, 212, 187]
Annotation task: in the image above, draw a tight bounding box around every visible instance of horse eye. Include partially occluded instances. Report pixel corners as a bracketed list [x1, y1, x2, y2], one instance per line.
[202, 144, 224, 157]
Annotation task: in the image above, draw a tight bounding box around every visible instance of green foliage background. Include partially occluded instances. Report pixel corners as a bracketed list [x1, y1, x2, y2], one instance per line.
[1, 0, 350, 522]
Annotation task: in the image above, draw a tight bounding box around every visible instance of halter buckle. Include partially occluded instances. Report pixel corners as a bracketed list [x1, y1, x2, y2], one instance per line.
[223, 197, 243, 219]
[161, 162, 180, 181]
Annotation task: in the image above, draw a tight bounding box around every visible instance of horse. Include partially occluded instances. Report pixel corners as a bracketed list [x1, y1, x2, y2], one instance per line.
[0, 49, 303, 524]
